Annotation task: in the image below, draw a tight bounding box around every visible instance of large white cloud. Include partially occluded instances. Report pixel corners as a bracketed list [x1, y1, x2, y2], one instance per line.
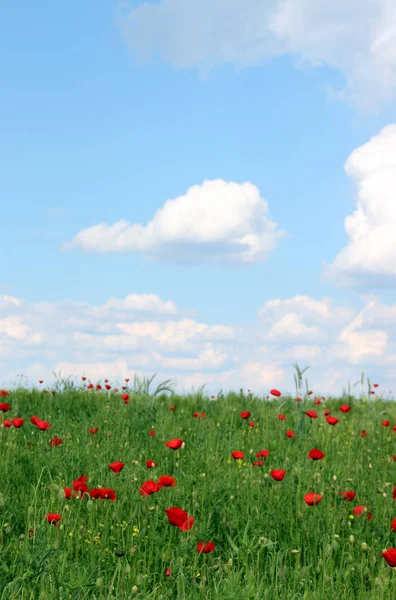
[322, 124, 396, 287]
[119, 0, 396, 111]
[63, 180, 286, 264]
[257, 295, 354, 343]
[1, 291, 396, 397]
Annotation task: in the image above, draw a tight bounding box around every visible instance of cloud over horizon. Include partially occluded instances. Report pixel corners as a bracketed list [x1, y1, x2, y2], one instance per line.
[1, 291, 395, 398]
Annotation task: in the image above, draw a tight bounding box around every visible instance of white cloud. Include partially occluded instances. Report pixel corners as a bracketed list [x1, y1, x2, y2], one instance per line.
[266, 313, 325, 341]
[1, 291, 396, 396]
[52, 359, 136, 383]
[116, 318, 236, 346]
[119, 0, 396, 112]
[323, 124, 396, 287]
[101, 294, 178, 316]
[335, 310, 389, 364]
[0, 317, 30, 340]
[151, 347, 229, 370]
[0, 295, 22, 310]
[63, 179, 286, 264]
[257, 295, 354, 344]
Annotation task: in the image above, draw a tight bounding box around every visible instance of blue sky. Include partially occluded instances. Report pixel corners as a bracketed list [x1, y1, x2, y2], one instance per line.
[1, 1, 396, 397]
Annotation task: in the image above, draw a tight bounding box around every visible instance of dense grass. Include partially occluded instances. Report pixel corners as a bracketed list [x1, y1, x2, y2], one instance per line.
[0, 378, 395, 599]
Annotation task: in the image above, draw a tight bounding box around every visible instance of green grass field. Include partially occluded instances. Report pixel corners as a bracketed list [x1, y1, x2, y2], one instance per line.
[0, 370, 395, 599]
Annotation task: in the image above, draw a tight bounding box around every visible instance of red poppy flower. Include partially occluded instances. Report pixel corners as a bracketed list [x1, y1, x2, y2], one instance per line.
[121, 394, 129, 403]
[231, 451, 244, 460]
[391, 518, 396, 532]
[0, 390, 9, 397]
[361, 430, 367, 437]
[100, 488, 117, 501]
[73, 477, 89, 495]
[326, 416, 339, 426]
[307, 449, 325, 460]
[125, 378, 130, 382]
[270, 469, 286, 481]
[382, 548, 396, 567]
[89, 427, 98, 435]
[304, 492, 322, 505]
[89, 487, 116, 501]
[96, 385, 102, 391]
[306, 410, 318, 419]
[0, 403, 10, 412]
[11, 418, 24, 428]
[146, 460, 157, 468]
[105, 384, 111, 390]
[64, 488, 72, 499]
[286, 430, 296, 438]
[381, 420, 390, 427]
[49, 437, 63, 448]
[393, 425, 396, 432]
[88, 488, 101, 499]
[39, 380, 43, 384]
[149, 429, 156, 436]
[353, 505, 372, 520]
[339, 491, 356, 501]
[270, 389, 281, 397]
[339, 405, 351, 413]
[193, 412, 206, 418]
[257, 449, 270, 458]
[278, 414, 286, 421]
[65, 488, 86, 500]
[373, 383, 379, 388]
[45, 513, 61, 525]
[165, 439, 184, 450]
[249, 421, 255, 428]
[392, 486, 396, 500]
[240, 411, 251, 419]
[87, 383, 94, 389]
[165, 507, 194, 531]
[3, 420, 12, 427]
[138, 480, 161, 497]
[307, 390, 313, 395]
[252, 460, 265, 467]
[170, 405, 176, 411]
[165, 568, 171, 577]
[314, 398, 321, 405]
[35, 419, 51, 431]
[158, 475, 176, 487]
[109, 462, 125, 474]
[323, 409, 331, 416]
[296, 397, 302, 402]
[81, 377, 86, 381]
[197, 541, 215, 553]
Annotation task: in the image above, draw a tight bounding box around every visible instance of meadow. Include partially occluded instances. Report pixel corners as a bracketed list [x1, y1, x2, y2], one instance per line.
[0, 368, 395, 599]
